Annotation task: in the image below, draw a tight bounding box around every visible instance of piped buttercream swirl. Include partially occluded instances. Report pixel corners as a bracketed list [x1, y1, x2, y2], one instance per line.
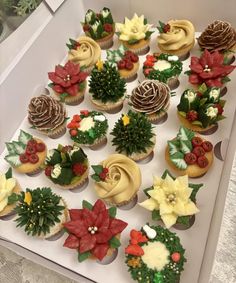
[94, 154, 141, 205]
[28, 95, 66, 132]
[158, 20, 195, 51]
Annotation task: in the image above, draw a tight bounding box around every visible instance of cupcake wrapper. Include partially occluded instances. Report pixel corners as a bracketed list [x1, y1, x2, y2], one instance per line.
[89, 136, 108, 150]
[84, 65, 94, 74]
[172, 215, 195, 230]
[104, 192, 138, 208]
[96, 32, 114, 50]
[129, 44, 150, 56]
[178, 51, 190, 61]
[65, 93, 85, 106]
[167, 76, 180, 90]
[46, 123, 67, 139]
[26, 167, 43, 177]
[91, 97, 124, 114]
[148, 111, 168, 124]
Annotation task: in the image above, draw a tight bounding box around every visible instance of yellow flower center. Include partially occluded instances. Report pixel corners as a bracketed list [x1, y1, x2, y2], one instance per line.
[166, 193, 176, 204]
[24, 192, 32, 206]
[122, 114, 130, 126]
[96, 59, 104, 71]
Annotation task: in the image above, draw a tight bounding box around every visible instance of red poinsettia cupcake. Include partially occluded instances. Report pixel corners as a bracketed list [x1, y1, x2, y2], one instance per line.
[63, 199, 127, 263]
[48, 61, 88, 105]
[186, 49, 235, 89]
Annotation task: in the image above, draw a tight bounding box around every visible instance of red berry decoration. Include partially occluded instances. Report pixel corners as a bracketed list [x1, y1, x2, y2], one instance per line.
[45, 166, 53, 177]
[163, 23, 171, 33]
[70, 129, 78, 137]
[184, 152, 197, 165]
[144, 60, 154, 67]
[83, 24, 90, 32]
[214, 104, 224, 115]
[197, 156, 209, 168]
[72, 163, 87, 176]
[36, 142, 45, 152]
[125, 61, 134, 70]
[27, 139, 37, 147]
[117, 60, 126, 69]
[28, 154, 39, 164]
[202, 141, 213, 152]
[186, 110, 198, 122]
[19, 153, 29, 163]
[103, 167, 109, 174]
[171, 252, 181, 262]
[130, 53, 139, 63]
[192, 136, 203, 147]
[80, 110, 89, 116]
[197, 91, 203, 97]
[192, 146, 205, 157]
[99, 171, 107, 180]
[26, 145, 36, 155]
[144, 68, 152, 76]
[103, 23, 113, 33]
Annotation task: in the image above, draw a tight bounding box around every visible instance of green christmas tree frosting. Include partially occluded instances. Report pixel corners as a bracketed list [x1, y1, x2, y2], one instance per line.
[8, 187, 65, 237]
[111, 110, 155, 156]
[89, 61, 126, 103]
[177, 84, 226, 128]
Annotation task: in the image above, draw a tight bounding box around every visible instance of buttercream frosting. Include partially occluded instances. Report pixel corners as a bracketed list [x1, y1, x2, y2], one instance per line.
[0, 173, 16, 212]
[158, 20, 195, 51]
[94, 154, 141, 204]
[68, 36, 101, 67]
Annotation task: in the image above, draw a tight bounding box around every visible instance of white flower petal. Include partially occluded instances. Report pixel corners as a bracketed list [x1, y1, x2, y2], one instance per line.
[161, 213, 178, 228]
[139, 198, 158, 211]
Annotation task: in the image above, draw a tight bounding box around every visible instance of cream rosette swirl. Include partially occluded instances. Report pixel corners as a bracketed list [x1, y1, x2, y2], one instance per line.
[28, 95, 66, 132]
[158, 20, 195, 51]
[130, 80, 170, 115]
[94, 154, 141, 206]
[68, 36, 101, 68]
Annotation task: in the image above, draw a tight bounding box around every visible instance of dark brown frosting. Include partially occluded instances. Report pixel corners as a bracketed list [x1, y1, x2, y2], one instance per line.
[130, 80, 170, 114]
[28, 95, 66, 132]
[198, 20, 236, 52]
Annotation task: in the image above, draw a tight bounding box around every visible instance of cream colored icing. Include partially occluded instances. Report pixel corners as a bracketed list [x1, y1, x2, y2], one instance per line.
[158, 20, 195, 51]
[0, 173, 16, 212]
[79, 117, 95, 132]
[116, 14, 152, 41]
[94, 154, 141, 204]
[68, 36, 101, 67]
[154, 60, 171, 71]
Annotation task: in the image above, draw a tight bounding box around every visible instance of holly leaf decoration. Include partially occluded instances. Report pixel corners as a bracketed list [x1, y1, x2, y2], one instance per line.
[5, 167, 12, 179]
[168, 140, 180, 156]
[180, 140, 192, 154]
[7, 193, 19, 205]
[82, 200, 93, 210]
[177, 126, 194, 141]
[221, 76, 230, 84]
[170, 152, 187, 170]
[189, 183, 203, 202]
[157, 20, 165, 33]
[152, 209, 161, 221]
[108, 207, 117, 218]
[91, 165, 103, 175]
[109, 237, 121, 248]
[128, 39, 139, 45]
[177, 215, 190, 226]
[145, 31, 154, 40]
[198, 83, 208, 94]
[78, 251, 91, 262]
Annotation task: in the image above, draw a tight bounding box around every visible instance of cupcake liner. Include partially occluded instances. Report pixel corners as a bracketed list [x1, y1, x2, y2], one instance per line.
[64, 92, 85, 106]
[46, 123, 67, 139]
[119, 62, 139, 82]
[89, 136, 107, 150]
[167, 76, 180, 90]
[83, 65, 94, 74]
[26, 167, 43, 177]
[96, 248, 118, 265]
[148, 111, 168, 124]
[129, 44, 150, 56]
[178, 51, 190, 61]
[91, 97, 124, 114]
[96, 33, 114, 50]
[173, 215, 195, 230]
[104, 192, 138, 209]
[121, 38, 150, 55]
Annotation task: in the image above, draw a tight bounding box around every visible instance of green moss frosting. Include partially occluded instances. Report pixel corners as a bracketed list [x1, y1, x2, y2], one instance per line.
[125, 224, 186, 283]
[89, 61, 126, 103]
[8, 187, 65, 236]
[143, 53, 183, 83]
[110, 110, 155, 156]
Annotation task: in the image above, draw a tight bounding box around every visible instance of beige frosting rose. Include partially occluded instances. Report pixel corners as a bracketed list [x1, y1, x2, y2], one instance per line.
[68, 36, 101, 67]
[158, 20, 195, 51]
[94, 154, 141, 205]
[198, 20, 236, 52]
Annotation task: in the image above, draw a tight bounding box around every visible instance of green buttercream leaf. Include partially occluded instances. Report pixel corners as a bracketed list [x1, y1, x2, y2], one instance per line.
[219, 100, 226, 107]
[192, 120, 203, 126]
[144, 186, 154, 197]
[200, 98, 208, 106]
[177, 215, 190, 226]
[108, 207, 117, 218]
[168, 140, 180, 155]
[161, 169, 175, 180]
[152, 209, 161, 221]
[109, 236, 121, 248]
[82, 200, 93, 210]
[180, 140, 192, 154]
[5, 167, 12, 179]
[216, 114, 226, 122]
[48, 83, 54, 88]
[184, 70, 192, 75]
[170, 152, 187, 170]
[177, 126, 194, 141]
[92, 165, 103, 175]
[91, 174, 101, 182]
[221, 76, 230, 84]
[145, 30, 154, 40]
[78, 251, 91, 262]
[5, 142, 15, 155]
[12, 141, 26, 154]
[60, 93, 68, 102]
[7, 193, 19, 205]
[4, 154, 21, 167]
[178, 111, 187, 117]
[198, 83, 208, 93]
[19, 130, 32, 145]
[128, 39, 139, 45]
[189, 183, 203, 202]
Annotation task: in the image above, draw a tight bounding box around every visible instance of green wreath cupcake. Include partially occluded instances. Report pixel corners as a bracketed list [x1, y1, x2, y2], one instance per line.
[111, 110, 156, 161]
[125, 224, 186, 283]
[67, 110, 108, 150]
[177, 84, 226, 133]
[89, 60, 126, 113]
[143, 53, 183, 90]
[44, 144, 89, 190]
[8, 187, 68, 239]
[140, 170, 202, 229]
[81, 7, 115, 49]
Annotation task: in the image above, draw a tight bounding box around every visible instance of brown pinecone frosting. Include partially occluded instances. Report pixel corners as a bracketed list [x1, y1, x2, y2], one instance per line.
[130, 80, 170, 115]
[28, 95, 66, 132]
[198, 20, 236, 52]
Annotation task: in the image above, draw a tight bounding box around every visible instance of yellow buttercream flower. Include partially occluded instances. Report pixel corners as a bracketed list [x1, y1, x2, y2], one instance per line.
[116, 14, 152, 41]
[96, 59, 103, 71]
[24, 192, 32, 206]
[139, 174, 199, 228]
[122, 114, 130, 126]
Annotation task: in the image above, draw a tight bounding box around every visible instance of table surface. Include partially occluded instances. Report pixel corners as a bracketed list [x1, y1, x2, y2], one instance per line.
[0, 152, 235, 283]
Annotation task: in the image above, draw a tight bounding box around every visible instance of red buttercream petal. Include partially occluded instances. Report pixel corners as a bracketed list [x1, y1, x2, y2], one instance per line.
[63, 234, 80, 249]
[79, 233, 96, 253]
[205, 78, 223, 87]
[190, 62, 203, 74]
[125, 245, 144, 256]
[48, 72, 65, 85]
[199, 71, 215, 79]
[64, 61, 80, 76]
[190, 56, 200, 66]
[91, 243, 110, 261]
[83, 208, 97, 227]
[53, 85, 64, 93]
[93, 199, 106, 214]
[211, 51, 224, 66]
[95, 228, 113, 244]
[64, 220, 88, 238]
[69, 209, 84, 221]
[77, 72, 88, 82]
[55, 65, 67, 78]
[189, 74, 202, 84]
[130, 230, 148, 243]
[109, 218, 128, 235]
[66, 84, 78, 96]
[95, 210, 110, 229]
[202, 49, 214, 67]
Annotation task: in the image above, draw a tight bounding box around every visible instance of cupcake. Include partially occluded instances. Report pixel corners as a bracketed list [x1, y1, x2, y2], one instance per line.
[165, 126, 214, 178]
[177, 86, 226, 132]
[67, 36, 101, 73]
[81, 7, 115, 49]
[110, 110, 156, 161]
[91, 154, 142, 207]
[44, 144, 89, 190]
[140, 170, 202, 229]
[67, 110, 108, 149]
[116, 14, 153, 55]
[143, 53, 182, 90]
[63, 199, 128, 262]
[10, 187, 68, 238]
[0, 168, 21, 217]
[186, 49, 235, 89]
[89, 60, 126, 113]
[4, 130, 47, 175]
[130, 80, 170, 123]
[125, 224, 186, 283]
[157, 19, 195, 60]
[28, 95, 67, 139]
[198, 20, 236, 64]
[106, 45, 139, 82]
[48, 61, 88, 105]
